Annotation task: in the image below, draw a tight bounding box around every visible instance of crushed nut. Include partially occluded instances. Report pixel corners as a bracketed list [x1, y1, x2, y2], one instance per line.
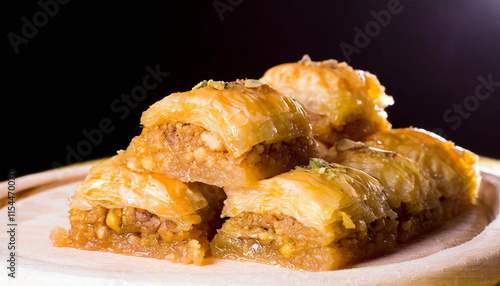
[192, 80, 208, 90]
[207, 80, 226, 90]
[95, 225, 108, 239]
[106, 209, 122, 233]
[278, 240, 295, 259]
[141, 156, 157, 171]
[244, 79, 264, 88]
[201, 131, 224, 151]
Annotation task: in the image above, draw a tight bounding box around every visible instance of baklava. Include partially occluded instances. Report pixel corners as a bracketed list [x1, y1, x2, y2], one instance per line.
[365, 128, 481, 218]
[325, 139, 443, 242]
[51, 59, 482, 272]
[211, 160, 398, 271]
[51, 153, 226, 265]
[260, 55, 394, 148]
[124, 79, 318, 188]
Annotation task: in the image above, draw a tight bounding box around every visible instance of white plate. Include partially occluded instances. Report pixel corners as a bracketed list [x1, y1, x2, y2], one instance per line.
[1, 163, 499, 286]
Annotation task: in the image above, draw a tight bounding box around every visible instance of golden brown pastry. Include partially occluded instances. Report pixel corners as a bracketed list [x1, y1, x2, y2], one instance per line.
[261, 55, 394, 147]
[211, 159, 398, 271]
[51, 153, 226, 265]
[365, 128, 481, 218]
[124, 79, 318, 188]
[51, 58, 482, 272]
[325, 139, 443, 241]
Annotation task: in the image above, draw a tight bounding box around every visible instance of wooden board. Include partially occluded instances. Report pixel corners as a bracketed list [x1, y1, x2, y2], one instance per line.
[1, 163, 500, 285]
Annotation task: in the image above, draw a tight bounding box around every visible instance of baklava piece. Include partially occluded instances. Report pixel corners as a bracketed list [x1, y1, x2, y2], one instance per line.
[124, 79, 318, 188]
[211, 160, 398, 271]
[50, 153, 226, 265]
[260, 55, 394, 147]
[325, 140, 443, 242]
[365, 128, 481, 218]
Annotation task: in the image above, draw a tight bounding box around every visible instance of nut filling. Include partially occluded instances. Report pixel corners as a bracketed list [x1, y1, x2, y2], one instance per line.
[124, 122, 318, 188]
[211, 212, 398, 271]
[51, 206, 223, 265]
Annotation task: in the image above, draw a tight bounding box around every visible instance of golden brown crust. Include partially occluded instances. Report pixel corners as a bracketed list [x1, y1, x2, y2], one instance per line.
[222, 161, 397, 240]
[325, 139, 441, 214]
[261, 56, 394, 146]
[68, 153, 211, 229]
[141, 79, 314, 157]
[51, 153, 227, 265]
[364, 128, 481, 218]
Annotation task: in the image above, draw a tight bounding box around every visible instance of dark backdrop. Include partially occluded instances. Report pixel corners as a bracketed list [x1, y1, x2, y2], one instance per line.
[3, 0, 500, 180]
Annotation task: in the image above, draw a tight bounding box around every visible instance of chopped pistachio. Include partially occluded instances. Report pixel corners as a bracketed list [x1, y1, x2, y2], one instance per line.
[324, 166, 347, 180]
[370, 149, 395, 160]
[192, 80, 208, 90]
[207, 80, 226, 90]
[309, 158, 329, 169]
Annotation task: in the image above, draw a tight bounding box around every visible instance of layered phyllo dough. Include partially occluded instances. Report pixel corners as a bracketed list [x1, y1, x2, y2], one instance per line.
[50, 153, 226, 265]
[124, 79, 318, 188]
[325, 139, 443, 242]
[364, 128, 481, 218]
[51, 57, 483, 271]
[211, 160, 399, 271]
[260, 55, 394, 148]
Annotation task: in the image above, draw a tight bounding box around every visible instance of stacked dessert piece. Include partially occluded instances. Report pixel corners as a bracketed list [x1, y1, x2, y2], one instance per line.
[52, 56, 481, 271]
[211, 159, 400, 270]
[50, 154, 224, 265]
[211, 56, 480, 270]
[51, 79, 318, 265]
[261, 55, 394, 152]
[123, 79, 318, 188]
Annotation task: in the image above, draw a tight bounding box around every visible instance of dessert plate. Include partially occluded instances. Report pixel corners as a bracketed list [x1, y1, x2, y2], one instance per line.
[1, 162, 499, 285]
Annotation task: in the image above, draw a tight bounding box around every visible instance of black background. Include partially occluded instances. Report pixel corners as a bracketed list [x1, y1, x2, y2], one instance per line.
[3, 0, 500, 180]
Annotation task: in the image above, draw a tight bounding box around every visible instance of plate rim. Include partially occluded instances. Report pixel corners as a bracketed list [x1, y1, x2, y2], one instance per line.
[1, 163, 500, 285]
